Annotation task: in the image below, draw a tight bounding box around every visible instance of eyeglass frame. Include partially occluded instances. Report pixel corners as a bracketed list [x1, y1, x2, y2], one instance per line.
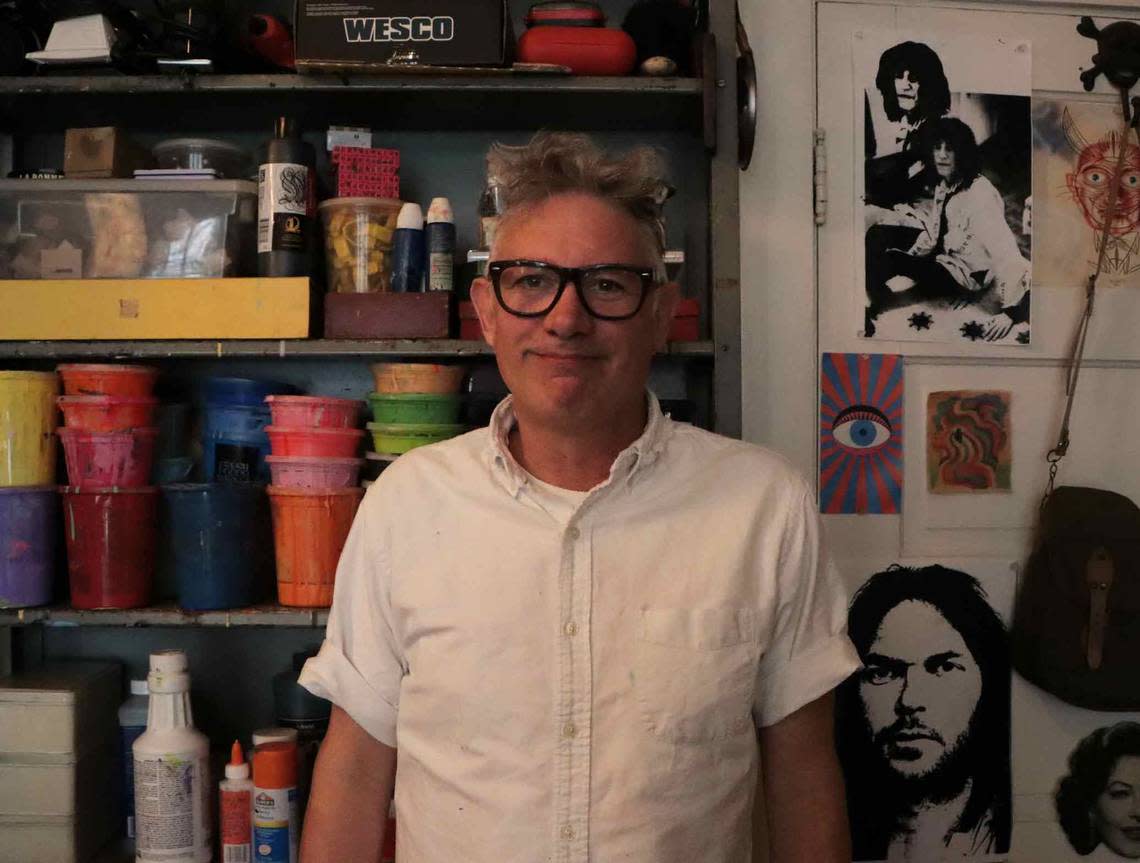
[486, 259, 660, 321]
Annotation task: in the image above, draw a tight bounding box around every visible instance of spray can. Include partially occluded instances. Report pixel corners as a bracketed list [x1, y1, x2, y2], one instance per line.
[252, 742, 299, 863]
[220, 741, 254, 863]
[133, 650, 212, 862]
[390, 203, 425, 293]
[119, 678, 148, 839]
[425, 197, 455, 293]
[257, 116, 316, 277]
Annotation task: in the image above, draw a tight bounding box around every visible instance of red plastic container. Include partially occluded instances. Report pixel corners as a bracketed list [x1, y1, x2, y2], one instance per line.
[58, 396, 159, 432]
[517, 26, 637, 75]
[265, 456, 364, 489]
[268, 486, 364, 607]
[264, 395, 361, 429]
[61, 486, 157, 609]
[58, 427, 159, 488]
[57, 364, 158, 397]
[265, 426, 365, 458]
[459, 301, 484, 341]
[669, 298, 700, 342]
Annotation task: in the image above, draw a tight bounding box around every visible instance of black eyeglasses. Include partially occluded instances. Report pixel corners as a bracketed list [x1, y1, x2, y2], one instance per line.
[487, 259, 657, 321]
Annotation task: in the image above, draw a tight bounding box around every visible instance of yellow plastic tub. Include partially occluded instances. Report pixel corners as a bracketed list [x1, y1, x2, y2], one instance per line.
[0, 371, 59, 486]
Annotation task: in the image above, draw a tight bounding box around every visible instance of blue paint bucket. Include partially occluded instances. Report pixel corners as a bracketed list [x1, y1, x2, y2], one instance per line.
[201, 377, 294, 483]
[159, 483, 274, 610]
[0, 486, 57, 608]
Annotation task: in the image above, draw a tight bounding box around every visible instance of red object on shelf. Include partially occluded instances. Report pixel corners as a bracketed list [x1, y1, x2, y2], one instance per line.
[331, 146, 401, 198]
[525, 1, 605, 28]
[459, 301, 484, 342]
[517, 26, 637, 75]
[58, 427, 158, 488]
[669, 298, 700, 342]
[61, 486, 157, 609]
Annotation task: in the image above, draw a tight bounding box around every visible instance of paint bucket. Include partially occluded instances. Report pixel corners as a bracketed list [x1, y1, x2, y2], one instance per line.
[265, 426, 364, 458]
[58, 427, 158, 488]
[264, 396, 361, 429]
[268, 486, 363, 607]
[154, 402, 192, 460]
[159, 483, 274, 610]
[57, 364, 158, 397]
[0, 371, 59, 487]
[0, 486, 57, 608]
[61, 486, 157, 609]
[265, 456, 364, 489]
[203, 402, 272, 483]
[57, 396, 159, 432]
[203, 377, 295, 407]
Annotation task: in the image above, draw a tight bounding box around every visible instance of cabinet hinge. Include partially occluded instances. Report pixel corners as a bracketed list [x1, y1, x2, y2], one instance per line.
[813, 129, 827, 226]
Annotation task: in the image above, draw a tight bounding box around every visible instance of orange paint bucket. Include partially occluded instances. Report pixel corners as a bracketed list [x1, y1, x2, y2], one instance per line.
[267, 486, 363, 607]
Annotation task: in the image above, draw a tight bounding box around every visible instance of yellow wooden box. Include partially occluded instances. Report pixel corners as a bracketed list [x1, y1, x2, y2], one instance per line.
[0, 277, 310, 340]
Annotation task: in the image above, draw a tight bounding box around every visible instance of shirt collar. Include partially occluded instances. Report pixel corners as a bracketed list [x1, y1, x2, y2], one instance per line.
[483, 391, 671, 497]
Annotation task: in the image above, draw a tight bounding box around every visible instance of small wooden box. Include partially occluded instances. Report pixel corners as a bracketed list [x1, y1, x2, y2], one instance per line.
[324, 291, 451, 339]
[63, 127, 151, 179]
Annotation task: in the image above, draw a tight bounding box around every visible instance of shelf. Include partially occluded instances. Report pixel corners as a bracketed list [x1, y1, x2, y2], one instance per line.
[0, 339, 714, 359]
[0, 73, 704, 133]
[0, 603, 329, 628]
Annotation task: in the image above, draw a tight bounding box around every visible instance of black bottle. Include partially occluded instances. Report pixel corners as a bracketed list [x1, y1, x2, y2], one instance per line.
[257, 116, 316, 277]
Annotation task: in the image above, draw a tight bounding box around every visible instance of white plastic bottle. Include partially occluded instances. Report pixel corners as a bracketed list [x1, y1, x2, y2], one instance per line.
[119, 678, 149, 839]
[220, 741, 254, 863]
[133, 650, 212, 862]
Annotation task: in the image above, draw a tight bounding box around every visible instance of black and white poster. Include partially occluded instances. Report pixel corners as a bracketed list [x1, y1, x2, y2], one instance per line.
[836, 560, 1013, 861]
[1056, 722, 1140, 860]
[856, 32, 1032, 346]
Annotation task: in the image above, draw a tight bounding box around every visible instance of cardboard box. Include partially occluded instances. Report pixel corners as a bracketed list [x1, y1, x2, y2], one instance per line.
[295, 0, 511, 70]
[0, 277, 310, 339]
[63, 127, 151, 179]
[324, 291, 450, 339]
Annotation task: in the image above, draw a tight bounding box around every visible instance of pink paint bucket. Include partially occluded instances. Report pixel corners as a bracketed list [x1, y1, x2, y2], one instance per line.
[265, 456, 364, 489]
[58, 427, 159, 488]
[264, 395, 361, 429]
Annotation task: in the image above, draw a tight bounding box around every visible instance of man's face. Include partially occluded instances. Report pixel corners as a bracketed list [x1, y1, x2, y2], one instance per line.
[1067, 139, 1140, 237]
[471, 192, 678, 430]
[1095, 755, 1140, 858]
[858, 600, 982, 779]
[894, 69, 919, 114]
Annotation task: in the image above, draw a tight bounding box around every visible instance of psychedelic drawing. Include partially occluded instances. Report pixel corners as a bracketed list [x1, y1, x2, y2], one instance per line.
[820, 353, 903, 514]
[1032, 98, 1140, 289]
[926, 390, 1011, 493]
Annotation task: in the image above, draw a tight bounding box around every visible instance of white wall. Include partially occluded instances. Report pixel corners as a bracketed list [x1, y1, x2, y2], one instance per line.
[740, 1, 1140, 860]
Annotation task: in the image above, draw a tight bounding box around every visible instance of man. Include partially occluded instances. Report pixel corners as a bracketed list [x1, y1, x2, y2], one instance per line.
[298, 132, 859, 862]
[836, 565, 1011, 861]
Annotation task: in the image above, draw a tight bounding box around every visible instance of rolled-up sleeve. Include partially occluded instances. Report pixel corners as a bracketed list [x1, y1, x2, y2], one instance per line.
[299, 488, 405, 746]
[753, 483, 861, 727]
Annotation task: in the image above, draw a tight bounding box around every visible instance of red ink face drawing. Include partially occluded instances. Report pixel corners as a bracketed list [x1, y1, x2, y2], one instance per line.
[1066, 136, 1140, 236]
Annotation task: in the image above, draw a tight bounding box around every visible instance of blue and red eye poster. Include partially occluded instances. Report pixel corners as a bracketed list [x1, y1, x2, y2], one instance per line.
[820, 353, 903, 514]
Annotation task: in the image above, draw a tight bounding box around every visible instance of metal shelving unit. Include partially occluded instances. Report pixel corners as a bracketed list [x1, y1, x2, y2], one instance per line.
[0, 604, 328, 628]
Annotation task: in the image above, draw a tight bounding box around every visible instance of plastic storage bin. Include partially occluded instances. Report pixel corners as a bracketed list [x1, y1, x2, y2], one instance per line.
[268, 486, 363, 607]
[58, 427, 158, 488]
[318, 197, 403, 293]
[0, 179, 257, 279]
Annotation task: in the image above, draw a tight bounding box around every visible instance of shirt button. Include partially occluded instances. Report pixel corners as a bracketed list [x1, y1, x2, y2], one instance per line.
[567, 527, 580, 541]
[561, 824, 575, 840]
[564, 621, 578, 636]
[562, 722, 577, 739]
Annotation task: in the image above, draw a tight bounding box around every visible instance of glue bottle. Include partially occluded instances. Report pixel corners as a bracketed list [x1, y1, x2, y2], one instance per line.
[133, 650, 212, 862]
[252, 742, 299, 863]
[220, 741, 253, 863]
[390, 202, 425, 293]
[425, 197, 456, 293]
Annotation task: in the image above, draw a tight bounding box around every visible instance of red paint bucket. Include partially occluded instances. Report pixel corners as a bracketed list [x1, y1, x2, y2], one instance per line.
[58, 427, 158, 488]
[57, 364, 158, 397]
[61, 486, 157, 609]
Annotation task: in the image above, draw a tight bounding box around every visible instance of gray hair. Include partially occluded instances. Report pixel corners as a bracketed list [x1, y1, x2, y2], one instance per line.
[486, 132, 670, 278]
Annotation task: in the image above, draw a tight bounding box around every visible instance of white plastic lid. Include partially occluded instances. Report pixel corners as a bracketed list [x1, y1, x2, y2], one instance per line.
[426, 197, 453, 224]
[225, 760, 250, 780]
[252, 727, 298, 747]
[397, 202, 423, 230]
[148, 650, 190, 693]
[129, 679, 148, 696]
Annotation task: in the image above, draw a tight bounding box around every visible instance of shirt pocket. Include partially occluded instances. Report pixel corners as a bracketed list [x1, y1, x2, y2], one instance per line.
[634, 606, 760, 744]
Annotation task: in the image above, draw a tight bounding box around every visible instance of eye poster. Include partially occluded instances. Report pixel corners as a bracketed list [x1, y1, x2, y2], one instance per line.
[820, 352, 903, 514]
[926, 390, 1012, 494]
[1032, 98, 1140, 289]
[855, 30, 1032, 346]
[836, 559, 1013, 862]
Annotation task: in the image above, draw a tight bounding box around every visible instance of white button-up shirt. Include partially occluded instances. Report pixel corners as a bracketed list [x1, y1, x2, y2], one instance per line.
[300, 393, 860, 863]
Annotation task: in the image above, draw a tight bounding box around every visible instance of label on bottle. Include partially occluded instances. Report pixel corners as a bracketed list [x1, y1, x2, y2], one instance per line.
[427, 252, 453, 292]
[134, 752, 210, 860]
[258, 163, 313, 255]
[222, 788, 253, 862]
[120, 725, 145, 838]
[253, 787, 298, 863]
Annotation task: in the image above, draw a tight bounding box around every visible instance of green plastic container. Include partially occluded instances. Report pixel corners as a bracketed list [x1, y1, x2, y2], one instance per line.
[366, 422, 466, 454]
[367, 392, 462, 424]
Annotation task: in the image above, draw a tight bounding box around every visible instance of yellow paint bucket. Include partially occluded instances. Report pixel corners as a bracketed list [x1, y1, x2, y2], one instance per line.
[0, 371, 60, 486]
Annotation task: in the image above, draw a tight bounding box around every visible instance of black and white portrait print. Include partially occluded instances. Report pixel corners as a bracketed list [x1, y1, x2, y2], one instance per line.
[1057, 723, 1140, 860]
[836, 564, 1012, 861]
[856, 32, 1032, 346]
